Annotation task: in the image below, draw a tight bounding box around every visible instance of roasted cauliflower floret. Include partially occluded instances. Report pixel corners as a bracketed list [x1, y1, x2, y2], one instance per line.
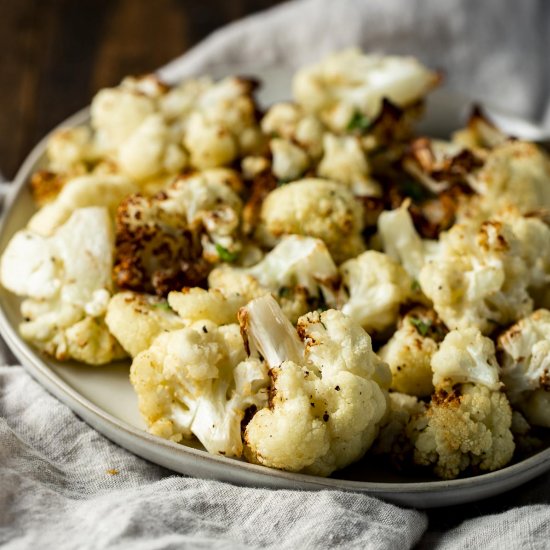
[208, 235, 339, 323]
[258, 178, 365, 263]
[130, 322, 269, 456]
[269, 138, 310, 182]
[419, 218, 532, 333]
[1, 207, 125, 364]
[240, 294, 390, 476]
[28, 174, 138, 236]
[46, 126, 96, 175]
[409, 328, 513, 479]
[469, 141, 550, 217]
[293, 48, 439, 133]
[105, 291, 185, 358]
[340, 251, 412, 334]
[498, 310, 550, 428]
[182, 77, 265, 168]
[113, 169, 243, 295]
[379, 308, 446, 397]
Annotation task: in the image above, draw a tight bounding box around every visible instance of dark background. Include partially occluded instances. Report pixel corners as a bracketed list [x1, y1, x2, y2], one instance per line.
[0, 0, 286, 180]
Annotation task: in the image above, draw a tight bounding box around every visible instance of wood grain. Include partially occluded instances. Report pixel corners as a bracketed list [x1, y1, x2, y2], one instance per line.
[0, 0, 284, 179]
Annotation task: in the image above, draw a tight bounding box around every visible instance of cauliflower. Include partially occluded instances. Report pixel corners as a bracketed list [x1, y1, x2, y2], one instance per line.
[105, 291, 185, 358]
[269, 138, 310, 182]
[339, 251, 412, 334]
[378, 203, 427, 279]
[181, 77, 265, 168]
[117, 114, 187, 181]
[130, 321, 270, 456]
[317, 134, 381, 197]
[497, 310, 550, 427]
[293, 48, 439, 133]
[258, 178, 365, 263]
[28, 174, 138, 236]
[113, 169, 243, 295]
[261, 102, 324, 159]
[469, 141, 550, 217]
[0, 207, 125, 364]
[208, 235, 339, 323]
[46, 126, 96, 174]
[409, 328, 514, 479]
[379, 308, 446, 397]
[419, 218, 532, 333]
[240, 294, 390, 476]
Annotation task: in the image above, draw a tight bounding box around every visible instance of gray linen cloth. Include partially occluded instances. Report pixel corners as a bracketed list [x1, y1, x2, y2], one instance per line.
[2, 1, 550, 548]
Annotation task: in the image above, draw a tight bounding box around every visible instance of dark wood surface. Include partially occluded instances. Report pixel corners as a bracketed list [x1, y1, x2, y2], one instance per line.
[0, 0, 285, 180]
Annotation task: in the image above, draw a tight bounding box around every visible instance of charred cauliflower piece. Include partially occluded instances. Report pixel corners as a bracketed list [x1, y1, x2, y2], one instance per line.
[240, 295, 390, 476]
[339, 251, 412, 335]
[410, 328, 514, 479]
[258, 178, 365, 263]
[1, 207, 125, 364]
[498, 310, 550, 428]
[113, 169, 243, 296]
[209, 235, 339, 323]
[130, 321, 269, 456]
[292, 48, 439, 133]
[379, 308, 446, 397]
[419, 218, 532, 333]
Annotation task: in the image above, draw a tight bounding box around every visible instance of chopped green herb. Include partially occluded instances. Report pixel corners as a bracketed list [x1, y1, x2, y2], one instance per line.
[409, 316, 432, 337]
[278, 286, 292, 299]
[411, 279, 421, 292]
[347, 111, 371, 133]
[215, 244, 239, 263]
[400, 179, 430, 202]
[153, 301, 171, 311]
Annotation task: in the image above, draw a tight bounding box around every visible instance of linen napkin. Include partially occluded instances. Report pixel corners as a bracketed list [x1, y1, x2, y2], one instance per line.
[2, 1, 550, 548]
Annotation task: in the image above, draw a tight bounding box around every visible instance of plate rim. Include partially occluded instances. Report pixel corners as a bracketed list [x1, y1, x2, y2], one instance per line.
[1, 70, 550, 507]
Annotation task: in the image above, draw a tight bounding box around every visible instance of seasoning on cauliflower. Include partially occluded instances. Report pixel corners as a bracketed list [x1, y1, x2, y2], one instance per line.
[0, 207, 125, 364]
[105, 291, 185, 358]
[113, 169, 243, 296]
[409, 328, 514, 479]
[130, 321, 269, 456]
[339, 251, 412, 335]
[379, 307, 446, 397]
[208, 235, 339, 323]
[468, 141, 550, 217]
[28, 174, 138, 236]
[239, 294, 390, 476]
[258, 178, 365, 263]
[292, 48, 439, 133]
[419, 218, 532, 334]
[497, 310, 550, 428]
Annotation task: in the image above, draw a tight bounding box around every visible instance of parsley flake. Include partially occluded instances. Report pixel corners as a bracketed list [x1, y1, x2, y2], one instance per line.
[409, 316, 432, 337]
[215, 244, 239, 263]
[347, 111, 372, 133]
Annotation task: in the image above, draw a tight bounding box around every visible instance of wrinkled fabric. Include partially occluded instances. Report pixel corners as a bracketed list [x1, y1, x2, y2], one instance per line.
[2, 0, 550, 548]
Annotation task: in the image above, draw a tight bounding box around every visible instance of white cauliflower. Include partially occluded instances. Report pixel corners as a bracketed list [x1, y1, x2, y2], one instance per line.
[317, 134, 381, 197]
[409, 328, 514, 479]
[130, 321, 270, 456]
[46, 126, 96, 174]
[293, 48, 439, 133]
[419, 219, 532, 333]
[117, 114, 187, 181]
[378, 203, 427, 279]
[498, 310, 550, 428]
[105, 291, 185, 358]
[270, 138, 310, 182]
[469, 141, 550, 217]
[113, 169, 243, 295]
[1, 207, 125, 364]
[339, 251, 412, 334]
[240, 294, 390, 476]
[208, 235, 339, 323]
[379, 308, 446, 397]
[258, 178, 365, 263]
[28, 174, 138, 236]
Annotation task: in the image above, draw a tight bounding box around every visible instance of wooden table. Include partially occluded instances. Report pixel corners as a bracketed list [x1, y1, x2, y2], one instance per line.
[0, 0, 285, 180]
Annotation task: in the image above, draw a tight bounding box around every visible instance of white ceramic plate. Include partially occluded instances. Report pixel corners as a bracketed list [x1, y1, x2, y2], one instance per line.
[1, 66, 549, 509]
